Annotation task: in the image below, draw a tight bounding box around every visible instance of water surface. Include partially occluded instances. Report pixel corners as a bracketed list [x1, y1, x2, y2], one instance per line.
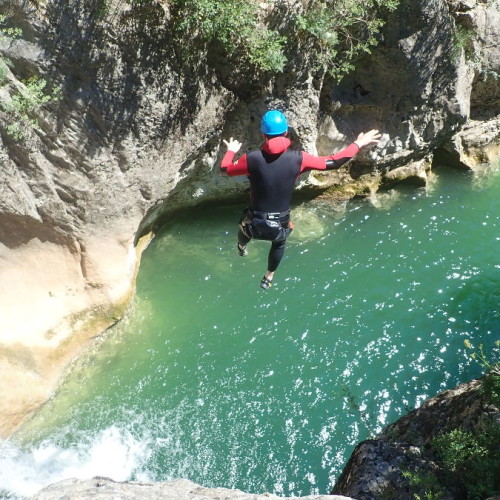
[1, 165, 499, 498]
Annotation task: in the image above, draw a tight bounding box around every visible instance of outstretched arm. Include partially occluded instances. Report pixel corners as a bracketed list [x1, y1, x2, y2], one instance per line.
[301, 129, 382, 172]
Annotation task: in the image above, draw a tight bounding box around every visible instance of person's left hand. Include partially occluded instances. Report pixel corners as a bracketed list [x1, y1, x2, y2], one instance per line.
[223, 137, 242, 153]
[354, 129, 382, 148]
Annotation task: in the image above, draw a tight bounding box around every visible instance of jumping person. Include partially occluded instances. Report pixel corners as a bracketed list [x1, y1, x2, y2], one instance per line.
[220, 110, 381, 290]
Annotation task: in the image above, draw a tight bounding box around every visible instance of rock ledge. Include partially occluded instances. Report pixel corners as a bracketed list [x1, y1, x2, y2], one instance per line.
[30, 477, 355, 500]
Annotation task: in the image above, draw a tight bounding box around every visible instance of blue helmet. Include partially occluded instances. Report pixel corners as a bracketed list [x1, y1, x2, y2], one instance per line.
[260, 110, 288, 136]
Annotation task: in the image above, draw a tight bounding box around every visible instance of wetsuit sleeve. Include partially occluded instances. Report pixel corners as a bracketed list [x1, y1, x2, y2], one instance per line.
[220, 151, 249, 176]
[300, 143, 360, 173]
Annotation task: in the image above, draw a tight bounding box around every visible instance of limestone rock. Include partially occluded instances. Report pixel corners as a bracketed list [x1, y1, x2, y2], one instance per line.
[30, 477, 355, 500]
[0, 0, 231, 437]
[332, 378, 499, 500]
[382, 159, 430, 187]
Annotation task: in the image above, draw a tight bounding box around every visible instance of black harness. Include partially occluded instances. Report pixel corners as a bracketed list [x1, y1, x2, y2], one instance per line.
[241, 209, 292, 242]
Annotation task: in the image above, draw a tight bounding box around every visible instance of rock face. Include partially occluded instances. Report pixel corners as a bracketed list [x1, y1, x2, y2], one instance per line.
[0, 0, 499, 437]
[317, 0, 500, 181]
[332, 378, 499, 499]
[0, 0, 232, 437]
[30, 477, 355, 500]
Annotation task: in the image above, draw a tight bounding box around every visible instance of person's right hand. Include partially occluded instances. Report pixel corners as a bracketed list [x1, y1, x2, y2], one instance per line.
[354, 129, 382, 148]
[223, 137, 242, 153]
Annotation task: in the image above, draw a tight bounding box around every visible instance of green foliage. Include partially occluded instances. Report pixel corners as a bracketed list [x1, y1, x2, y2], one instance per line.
[0, 14, 22, 84]
[247, 30, 287, 73]
[0, 14, 22, 43]
[482, 366, 500, 408]
[296, 0, 400, 80]
[451, 24, 476, 63]
[171, 0, 286, 73]
[432, 424, 500, 499]
[169, 0, 398, 77]
[453, 24, 474, 49]
[401, 468, 445, 500]
[0, 15, 61, 141]
[0, 58, 9, 83]
[391, 341, 500, 500]
[433, 429, 488, 473]
[400, 412, 500, 499]
[464, 339, 500, 407]
[93, 0, 110, 19]
[2, 76, 62, 141]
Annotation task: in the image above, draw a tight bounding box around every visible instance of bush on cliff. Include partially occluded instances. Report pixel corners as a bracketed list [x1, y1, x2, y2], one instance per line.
[127, 0, 400, 77]
[419, 341, 500, 500]
[0, 14, 21, 83]
[432, 422, 500, 499]
[0, 14, 61, 141]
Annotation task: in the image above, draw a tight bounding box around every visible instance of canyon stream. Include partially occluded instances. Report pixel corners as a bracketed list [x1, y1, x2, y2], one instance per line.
[1, 164, 499, 499]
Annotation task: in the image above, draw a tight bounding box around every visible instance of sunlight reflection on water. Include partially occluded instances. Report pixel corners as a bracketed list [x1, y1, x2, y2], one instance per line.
[2, 164, 499, 498]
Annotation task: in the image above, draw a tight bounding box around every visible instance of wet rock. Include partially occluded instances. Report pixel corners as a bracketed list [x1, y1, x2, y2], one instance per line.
[382, 160, 430, 187]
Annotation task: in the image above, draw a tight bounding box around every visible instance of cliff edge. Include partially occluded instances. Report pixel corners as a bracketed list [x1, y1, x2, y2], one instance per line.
[333, 376, 500, 499]
[30, 477, 353, 500]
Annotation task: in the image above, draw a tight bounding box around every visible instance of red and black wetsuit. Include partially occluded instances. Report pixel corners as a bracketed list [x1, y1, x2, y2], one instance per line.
[221, 136, 359, 212]
[220, 136, 360, 272]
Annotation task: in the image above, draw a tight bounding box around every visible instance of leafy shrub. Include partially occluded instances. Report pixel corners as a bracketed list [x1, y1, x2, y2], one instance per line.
[482, 366, 500, 408]
[296, 0, 400, 80]
[169, 0, 399, 77]
[464, 339, 500, 407]
[0, 14, 21, 44]
[432, 424, 500, 499]
[0, 15, 61, 141]
[0, 58, 8, 84]
[401, 468, 445, 500]
[424, 340, 499, 498]
[451, 24, 476, 63]
[398, 341, 499, 500]
[0, 14, 21, 84]
[2, 76, 61, 141]
[170, 0, 286, 73]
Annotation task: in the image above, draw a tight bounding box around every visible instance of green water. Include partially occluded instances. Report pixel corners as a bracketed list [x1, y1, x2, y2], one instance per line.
[5, 165, 500, 497]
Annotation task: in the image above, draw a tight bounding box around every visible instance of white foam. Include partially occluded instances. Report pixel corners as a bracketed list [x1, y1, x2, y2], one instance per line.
[0, 426, 151, 498]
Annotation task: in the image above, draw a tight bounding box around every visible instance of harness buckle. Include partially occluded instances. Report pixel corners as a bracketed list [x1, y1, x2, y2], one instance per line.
[251, 209, 289, 221]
